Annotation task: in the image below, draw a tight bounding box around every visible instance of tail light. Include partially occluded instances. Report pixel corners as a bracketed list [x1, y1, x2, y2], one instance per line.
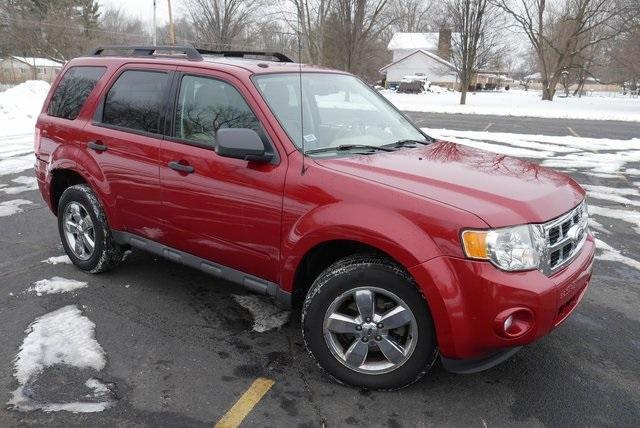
[34, 127, 42, 154]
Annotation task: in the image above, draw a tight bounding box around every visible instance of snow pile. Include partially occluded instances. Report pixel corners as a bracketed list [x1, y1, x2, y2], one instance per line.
[0, 199, 32, 217]
[0, 80, 50, 133]
[42, 255, 72, 265]
[0, 176, 38, 195]
[8, 305, 114, 413]
[423, 128, 640, 176]
[233, 294, 290, 332]
[29, 277, 87, 296]
[384, 89, 640, 122]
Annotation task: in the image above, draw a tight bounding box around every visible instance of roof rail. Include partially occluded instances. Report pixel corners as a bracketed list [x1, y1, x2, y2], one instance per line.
[195, 49, 294, 63]
[90, 45, 203, 61]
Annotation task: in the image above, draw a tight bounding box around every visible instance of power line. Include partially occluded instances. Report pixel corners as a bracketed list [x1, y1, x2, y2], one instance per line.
[0, 16, 149, 37]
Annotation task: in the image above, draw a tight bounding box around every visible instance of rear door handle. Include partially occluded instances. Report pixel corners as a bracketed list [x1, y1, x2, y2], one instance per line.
[87, 140, 108, 152]
[168, 161, 195, 174]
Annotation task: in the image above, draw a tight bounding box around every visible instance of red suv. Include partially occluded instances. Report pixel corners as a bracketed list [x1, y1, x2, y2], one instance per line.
[35, 46, 594, 389]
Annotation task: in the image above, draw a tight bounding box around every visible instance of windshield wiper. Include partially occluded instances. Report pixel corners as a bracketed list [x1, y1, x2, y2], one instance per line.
[382, 139, 430, 149]
[305, 144, 396, 155]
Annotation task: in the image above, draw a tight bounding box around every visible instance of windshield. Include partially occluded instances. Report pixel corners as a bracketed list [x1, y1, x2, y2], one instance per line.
[253, 73, 427, 155]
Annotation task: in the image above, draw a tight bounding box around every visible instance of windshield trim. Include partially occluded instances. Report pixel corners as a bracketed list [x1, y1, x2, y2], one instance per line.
[250, 72, 433, 157]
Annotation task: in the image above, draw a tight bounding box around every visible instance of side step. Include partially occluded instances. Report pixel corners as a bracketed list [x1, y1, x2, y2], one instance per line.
[113, 231, 291, 306]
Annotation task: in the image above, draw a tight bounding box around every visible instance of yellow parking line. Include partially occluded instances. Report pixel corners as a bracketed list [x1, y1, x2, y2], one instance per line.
[567, 127, 580, 137]
[214, 377, 275, 428]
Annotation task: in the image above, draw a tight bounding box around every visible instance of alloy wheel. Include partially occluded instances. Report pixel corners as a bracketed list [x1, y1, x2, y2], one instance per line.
[323, 286, 418, 375]
[63, 202, 95, 261]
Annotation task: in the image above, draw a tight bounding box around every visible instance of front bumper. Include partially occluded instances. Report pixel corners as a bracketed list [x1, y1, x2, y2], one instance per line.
[409, 234, 595, 364]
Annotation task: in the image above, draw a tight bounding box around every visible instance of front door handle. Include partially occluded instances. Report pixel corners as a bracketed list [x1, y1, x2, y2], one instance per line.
[87, 140, 108, 152]
[168, 161, 195, 174]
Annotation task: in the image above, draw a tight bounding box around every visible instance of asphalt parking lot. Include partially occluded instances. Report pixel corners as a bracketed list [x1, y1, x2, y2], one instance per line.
[1, 115, 639, 427]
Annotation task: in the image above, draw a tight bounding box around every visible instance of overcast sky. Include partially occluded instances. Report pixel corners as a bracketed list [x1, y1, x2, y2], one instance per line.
[99, 0, 184, 25]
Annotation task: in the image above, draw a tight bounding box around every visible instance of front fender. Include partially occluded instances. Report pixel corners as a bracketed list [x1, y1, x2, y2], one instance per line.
[280, 202, 442, 292]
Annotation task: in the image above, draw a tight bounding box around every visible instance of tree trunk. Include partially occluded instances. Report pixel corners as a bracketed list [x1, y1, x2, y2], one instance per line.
[460, 87, 467, 105]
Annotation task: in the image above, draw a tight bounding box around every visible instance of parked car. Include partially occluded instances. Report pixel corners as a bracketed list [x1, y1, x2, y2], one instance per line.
[35, 46, 594, 390]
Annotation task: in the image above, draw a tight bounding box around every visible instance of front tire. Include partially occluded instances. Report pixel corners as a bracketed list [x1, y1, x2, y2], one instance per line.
[302, 254, 437, 390]
[58, 184, 124, 273]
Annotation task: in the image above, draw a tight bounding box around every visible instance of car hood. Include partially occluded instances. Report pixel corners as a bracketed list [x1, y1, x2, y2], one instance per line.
[315, 141, 585, 228]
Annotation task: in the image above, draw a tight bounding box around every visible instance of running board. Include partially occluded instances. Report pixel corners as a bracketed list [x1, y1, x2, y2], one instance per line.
[112, 231, 291, 306]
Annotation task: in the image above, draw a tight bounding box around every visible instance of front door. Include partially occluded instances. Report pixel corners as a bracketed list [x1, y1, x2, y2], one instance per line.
[159, 70, 286, 282]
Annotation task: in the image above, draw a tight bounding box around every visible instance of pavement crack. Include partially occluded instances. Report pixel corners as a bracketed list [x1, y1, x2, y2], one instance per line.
[288, 334, 326, 427]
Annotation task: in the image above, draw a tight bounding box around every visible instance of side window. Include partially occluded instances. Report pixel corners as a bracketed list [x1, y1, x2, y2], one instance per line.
[48, 66, 106, 120]
[175, 75, 260, 146]
[102, 70, 169, 134]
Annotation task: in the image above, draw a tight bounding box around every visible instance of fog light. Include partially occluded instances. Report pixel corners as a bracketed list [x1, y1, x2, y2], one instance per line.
[494, 307, 534, 338]
[503, 315, 514, 332]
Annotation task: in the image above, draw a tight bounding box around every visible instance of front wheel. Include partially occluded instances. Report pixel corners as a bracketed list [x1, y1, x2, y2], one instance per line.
[302, 254, 437, 390]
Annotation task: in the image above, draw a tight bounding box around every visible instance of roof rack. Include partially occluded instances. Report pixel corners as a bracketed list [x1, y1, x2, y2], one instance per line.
[91, 45, 203, 61]
[90, 45, 293, 63]
[196, 49, 293, 63]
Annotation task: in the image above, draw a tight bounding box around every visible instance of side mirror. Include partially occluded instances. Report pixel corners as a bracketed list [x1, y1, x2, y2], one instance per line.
[215, 128, 274, 163]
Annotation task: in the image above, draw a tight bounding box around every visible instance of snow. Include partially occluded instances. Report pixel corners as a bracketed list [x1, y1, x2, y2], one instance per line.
[29, 277, 88, 296]
[0, 176, 38, 195]
[0, 199, 33, 217]
[595, 239, 640, 271]
[423, 128, 640, 175]
[387, 32, 441, 51]
[0, 80, 50, 133]
[8, 305, 113, 413]
[42, 255, 72, 265]
[589, 205, 640, 235]
[0, 81, 50, 181]
[11, 56, 63, 68]
[233, 294, 290, 332]
[384, 89, 640, 122]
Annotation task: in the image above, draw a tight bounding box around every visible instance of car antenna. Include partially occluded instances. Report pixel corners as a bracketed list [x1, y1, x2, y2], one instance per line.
[297, 12, 307, 175]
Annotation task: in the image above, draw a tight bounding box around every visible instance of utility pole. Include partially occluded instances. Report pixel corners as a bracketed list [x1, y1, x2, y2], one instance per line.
[167, 0, 176, 45]
[152, 0, 157, 45]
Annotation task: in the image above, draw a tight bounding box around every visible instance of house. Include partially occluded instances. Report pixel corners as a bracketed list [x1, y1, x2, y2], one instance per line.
[380, 30, 459, 88]
[0, 56, 64, 84]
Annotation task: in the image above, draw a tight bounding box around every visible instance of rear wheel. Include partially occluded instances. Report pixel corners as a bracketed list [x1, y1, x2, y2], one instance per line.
[58, 184, 124, 273]
[302, 254, 437, 390]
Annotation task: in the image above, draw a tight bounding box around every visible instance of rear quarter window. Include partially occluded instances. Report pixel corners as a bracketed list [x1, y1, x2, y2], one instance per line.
[47, 66, 106, 120]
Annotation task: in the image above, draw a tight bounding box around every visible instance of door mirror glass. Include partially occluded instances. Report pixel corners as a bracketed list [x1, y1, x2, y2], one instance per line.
[215, 128, 273, 163]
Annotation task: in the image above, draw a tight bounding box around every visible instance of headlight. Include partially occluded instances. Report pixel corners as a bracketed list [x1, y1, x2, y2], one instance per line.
[461, 224, 546, 271]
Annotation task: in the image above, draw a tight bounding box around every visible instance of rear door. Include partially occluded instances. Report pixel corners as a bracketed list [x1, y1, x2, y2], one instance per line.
[83, 64, 175, 239]
[159, 69, 287, 282]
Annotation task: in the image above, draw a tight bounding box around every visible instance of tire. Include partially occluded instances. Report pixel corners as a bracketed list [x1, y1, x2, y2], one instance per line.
[302, 254, 438, 390]
[57, 184, 124, 273]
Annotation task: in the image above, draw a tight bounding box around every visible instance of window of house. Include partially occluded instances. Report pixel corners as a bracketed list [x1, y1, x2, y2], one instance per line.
[102, 70, 169, 134]
[175, 75, 260, 146]
[47, 66, 106, 120]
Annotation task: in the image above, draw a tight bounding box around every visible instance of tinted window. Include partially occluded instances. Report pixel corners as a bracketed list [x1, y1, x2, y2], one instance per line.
[102, 70, 169, 134]
[175, 75, 260, 145]
[48, 66, 106, 120]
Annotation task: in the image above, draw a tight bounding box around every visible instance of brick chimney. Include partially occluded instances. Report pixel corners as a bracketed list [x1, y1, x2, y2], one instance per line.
[437, 28, 452, 61]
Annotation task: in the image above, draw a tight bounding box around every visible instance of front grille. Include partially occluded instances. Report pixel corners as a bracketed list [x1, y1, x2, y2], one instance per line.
[541, 201, 588, 275]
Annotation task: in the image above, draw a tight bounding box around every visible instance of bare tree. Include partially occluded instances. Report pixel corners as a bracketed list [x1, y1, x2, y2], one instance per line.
[99, 8, 149, 46]
[284, 0, 333, 64]
[330, 0, 392, 74]
[185, 0, 262, 49]
[492, 0, 626, 101]
[387, 0, 436, 33]
[447, 0, 504, 104]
